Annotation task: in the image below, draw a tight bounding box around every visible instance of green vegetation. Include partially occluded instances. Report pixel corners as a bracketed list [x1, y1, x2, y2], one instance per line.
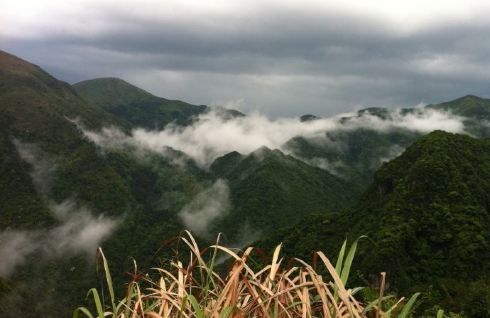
[428, 95, 490, 120]
[211, 147, 355, 237]
[261, 131, 490, 317]
[74, 78, 243, 129]
[285, 128, 418, 192]
[427, 95, 490, 137]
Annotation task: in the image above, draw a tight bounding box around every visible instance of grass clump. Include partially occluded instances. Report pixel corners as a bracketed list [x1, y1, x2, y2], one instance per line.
[74, 231, 421, 318]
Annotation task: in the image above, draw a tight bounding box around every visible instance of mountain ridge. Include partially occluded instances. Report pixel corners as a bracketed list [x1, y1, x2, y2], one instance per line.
[73, 77, 244, 129]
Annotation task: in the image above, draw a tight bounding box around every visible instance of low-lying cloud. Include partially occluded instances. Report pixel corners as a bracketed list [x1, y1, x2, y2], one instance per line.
[13, 140, 57, 197]
[0, 200, 119, 277]
[0, 232, 38, 278]
[79, 107, 466, 168]
[0, 140, 120, 277]
[178, 180, 230, 237]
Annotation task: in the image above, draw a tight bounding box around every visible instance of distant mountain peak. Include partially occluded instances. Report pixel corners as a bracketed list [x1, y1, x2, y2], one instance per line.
[74, 77, 150, 92]
[457, 94, 484, 101]
[427, 94, 490, 121]
[73, 77, 157, 107]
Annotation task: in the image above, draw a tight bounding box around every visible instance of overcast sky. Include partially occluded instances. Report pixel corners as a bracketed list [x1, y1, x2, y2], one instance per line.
[2, 0, 490, 116]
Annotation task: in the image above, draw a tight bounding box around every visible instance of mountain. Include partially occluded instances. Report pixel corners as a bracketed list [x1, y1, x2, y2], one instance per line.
[428, 95, 490, 137]
[428, 94, 490, 119]
[285, 128, 419, 191]
[74, 77, 243, 129]
[0, 50, 143, 317]
[0, 51, 352, 316]
[209, 147, 355, 239]
[0, 52, 124, 135]
[260, 131, 490, 316]
[286, 95, 490, 193]
[0, 50, 135, 221]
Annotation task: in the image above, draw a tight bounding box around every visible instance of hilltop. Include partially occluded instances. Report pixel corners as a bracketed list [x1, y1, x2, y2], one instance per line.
[74, 77, 243, 129]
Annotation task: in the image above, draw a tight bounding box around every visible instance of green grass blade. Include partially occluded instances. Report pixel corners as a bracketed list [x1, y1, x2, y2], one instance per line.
[220, 306, 235, 318]
[124, 283, 136, 318]
[351, 286, 364, 295]
[73, 307, 95, 318]
[87, 288, 105, 318]
[363, 295, 394, 314]
[436, 309, 445, 318]
[340, 235, 366, 286]
[333, 239, 347, 302]
[335, 240, 347, 274]
[398, 292, 420, 318]
[188, 294, 205, 318]
[98, 249, 115, 312]
[203, 234, 221, 302]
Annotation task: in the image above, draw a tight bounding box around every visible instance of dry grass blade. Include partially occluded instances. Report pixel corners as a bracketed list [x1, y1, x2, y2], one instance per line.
[76, 232, 421, 318]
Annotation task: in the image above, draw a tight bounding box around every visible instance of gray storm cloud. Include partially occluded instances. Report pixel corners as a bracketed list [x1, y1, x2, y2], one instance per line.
[79, 107, 466, 167]
[2, 1, 490, 116]
[178, 180, 230, 237]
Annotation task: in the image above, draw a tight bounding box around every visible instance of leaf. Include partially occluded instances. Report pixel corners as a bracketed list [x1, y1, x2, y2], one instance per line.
[436, 309, 445, 318]
[220, 306, 235, 318]
[188, 294, 205, 318]
[73, 306, 95, 318]
[340, 236, 366, 286]
[398, 292, 421, 318]
[86, 288, 105, 318]
[335, 240, 347, 274]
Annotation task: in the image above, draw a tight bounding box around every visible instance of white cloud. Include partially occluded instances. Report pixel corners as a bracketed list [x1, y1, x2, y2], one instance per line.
[47, 201, 120, 256]
[0, 232, 38, 277]
[13, 140, 57, 197]
[178, 180, 230, 237]
[1, 140, 120, 277]
[79, 107, 466, 167]
[0, 200, 119, 277]
[299, 157, 347, 177]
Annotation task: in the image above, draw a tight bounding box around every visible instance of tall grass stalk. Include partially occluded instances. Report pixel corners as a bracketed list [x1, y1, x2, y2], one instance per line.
[74, 231, 420, 318]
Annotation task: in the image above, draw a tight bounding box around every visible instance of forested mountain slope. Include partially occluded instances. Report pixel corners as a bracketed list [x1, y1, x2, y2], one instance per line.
[260, 131, 490, 316]
[74, 77, 243, 129]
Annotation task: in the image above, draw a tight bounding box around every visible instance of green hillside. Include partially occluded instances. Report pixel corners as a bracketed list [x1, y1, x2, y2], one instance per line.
[210, 147, 355, 238]
[428, 95, 490, 137]
[285, 128, 419, 191]
[428, 94, 490, 119]
[261, 131, 490, 316]
[0, 50, 135, 220]
[74, 77, 243, 129]
[0, 50, 140, 317]
[286, 96, 490, 192]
